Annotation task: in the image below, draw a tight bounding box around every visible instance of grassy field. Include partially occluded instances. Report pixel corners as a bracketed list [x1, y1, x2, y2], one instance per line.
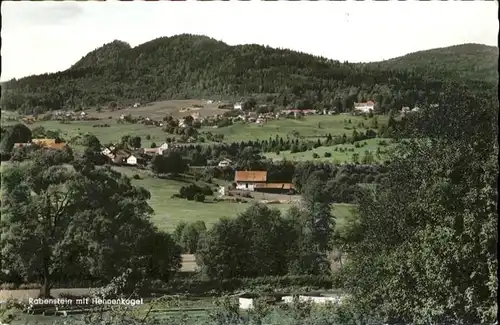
[5, 100, 388, 148]
[210, 114, 388, 142]
[91, 99, 225, 120]
[264, 138, 395, 163]
[109, 167, 297, 232]
[114, 167, 355, 232]
[23, 120, 169, 149]
[1, 162, 353, 232]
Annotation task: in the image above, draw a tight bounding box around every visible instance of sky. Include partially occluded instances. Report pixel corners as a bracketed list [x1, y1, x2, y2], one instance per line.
[1, 1, 498, 82]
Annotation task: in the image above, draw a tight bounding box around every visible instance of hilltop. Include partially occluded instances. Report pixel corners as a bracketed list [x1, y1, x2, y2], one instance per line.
[2, 34, 496, 114]
[367, 43, 498, 84]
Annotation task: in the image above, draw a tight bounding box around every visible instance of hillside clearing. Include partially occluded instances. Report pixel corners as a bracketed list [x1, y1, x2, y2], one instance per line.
[264, 138, 395, 163]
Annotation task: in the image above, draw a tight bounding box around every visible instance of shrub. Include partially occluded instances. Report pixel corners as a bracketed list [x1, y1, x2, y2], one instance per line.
[312, 153, 319, 159]
[194, 193, 205, 202]
[132, 174, 141, 180]
[324, 152, 332, 158]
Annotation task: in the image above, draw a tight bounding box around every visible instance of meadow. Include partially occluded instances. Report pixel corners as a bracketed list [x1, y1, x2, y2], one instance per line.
[264, 138, 395, 163]
[111, 166, 354, 232]
[1, 161, 354, 233]
[209, 114, 388, 142]
[7, 99, 389, 149]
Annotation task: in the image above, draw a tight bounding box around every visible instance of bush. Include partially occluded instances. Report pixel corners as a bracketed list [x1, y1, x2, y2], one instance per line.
[153, 275, 341, 295]
[194, 193, 205, 202]
[132, 174, 141, 180]
[178, 184, 212, 200]
[312, 153, 319, 159]
[324, 152, 332, 158]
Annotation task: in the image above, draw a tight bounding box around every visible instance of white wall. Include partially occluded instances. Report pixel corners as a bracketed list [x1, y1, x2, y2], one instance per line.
[282, 295, 343, 305]
[236, 183, 255, 191]
[239, 298, 254, 310]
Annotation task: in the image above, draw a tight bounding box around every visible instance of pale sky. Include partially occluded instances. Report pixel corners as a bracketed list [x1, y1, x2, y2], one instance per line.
[1, 1, 497, 82]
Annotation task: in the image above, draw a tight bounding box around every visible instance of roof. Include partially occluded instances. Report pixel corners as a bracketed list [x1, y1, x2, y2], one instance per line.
[235, 171, 267, 182]
[143, 148, 159, 153]
[45, 143, 67, 150]
[254, 183, 294, 190]
[32, 138, 57, 146]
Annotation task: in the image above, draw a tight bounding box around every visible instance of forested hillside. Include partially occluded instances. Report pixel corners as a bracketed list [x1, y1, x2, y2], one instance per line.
[1, 34, 496, 114]
[367, 43, 498, 84]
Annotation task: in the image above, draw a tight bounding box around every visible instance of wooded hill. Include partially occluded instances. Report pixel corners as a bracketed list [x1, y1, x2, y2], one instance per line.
[366, 43, 498, 85]
[1, 34, 496, 114]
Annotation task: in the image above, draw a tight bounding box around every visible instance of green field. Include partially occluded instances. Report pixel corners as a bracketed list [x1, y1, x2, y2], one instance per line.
[210, 114, 387, 142]
[113, 167, 355, 232]
[24, 120, 169, 149]
[1, 162, 354, 232]
[264, 138, 395, 163]
[100, 167, 299, 232]
[15, 114, 387, 147]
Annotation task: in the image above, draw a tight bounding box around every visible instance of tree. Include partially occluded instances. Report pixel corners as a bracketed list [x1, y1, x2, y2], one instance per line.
[81, 134, 101, 151]
[150, 151, 188, 176]
[128, 136, 141, 149]
[361, 150, 375, 164]
[342, 85, 498, 323]
[183, 115, 194, 126]
[178, 221, 207, 253]
[289, 172, 335, 275]
[351, 153, 360, 164]
[0, 154, 181, 298]
[197, 204, 295, 279]
[0, 124, 32, 153]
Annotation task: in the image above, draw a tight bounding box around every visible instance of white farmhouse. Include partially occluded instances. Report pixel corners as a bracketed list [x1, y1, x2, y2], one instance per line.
[234, 103, 243, 110]
[158, 142, 170, 155]
[234, 171, 267, 191]
[126, 155, 138, 166]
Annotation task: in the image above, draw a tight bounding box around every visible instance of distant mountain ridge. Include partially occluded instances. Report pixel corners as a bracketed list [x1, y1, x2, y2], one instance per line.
[2, 34, 496, 114]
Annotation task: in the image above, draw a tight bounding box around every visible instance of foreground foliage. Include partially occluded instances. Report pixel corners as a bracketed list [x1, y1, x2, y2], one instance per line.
[0, 154, 181, 298]
[341, 85, 498, 323]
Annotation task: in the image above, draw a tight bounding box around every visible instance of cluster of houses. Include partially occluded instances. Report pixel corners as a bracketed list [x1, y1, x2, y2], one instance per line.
[354, 101, 423, 114]
[53, 110, 89, 120]
[100, 142, 171, 166]
[13, 138, 67, 150]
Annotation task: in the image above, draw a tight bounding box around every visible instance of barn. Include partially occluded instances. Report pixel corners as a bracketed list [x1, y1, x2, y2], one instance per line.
[234, 171, 267, 191]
